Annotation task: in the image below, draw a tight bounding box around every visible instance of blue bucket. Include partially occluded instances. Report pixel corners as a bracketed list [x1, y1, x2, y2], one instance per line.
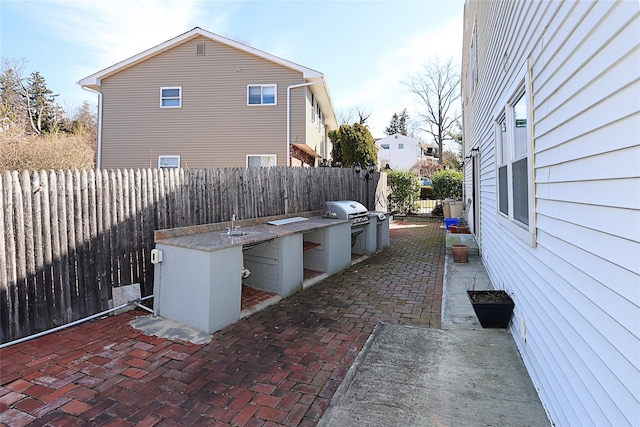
[445, 217, 459, 230]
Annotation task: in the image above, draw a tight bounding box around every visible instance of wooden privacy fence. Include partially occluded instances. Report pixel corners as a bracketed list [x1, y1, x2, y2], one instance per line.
[0, 166, 379, 344]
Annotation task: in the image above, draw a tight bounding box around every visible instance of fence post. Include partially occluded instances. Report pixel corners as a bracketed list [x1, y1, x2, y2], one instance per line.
[0, 174, 8, 342]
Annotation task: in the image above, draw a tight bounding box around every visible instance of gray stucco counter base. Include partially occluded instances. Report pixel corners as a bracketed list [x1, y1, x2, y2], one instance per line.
[152, 216, 352, 334]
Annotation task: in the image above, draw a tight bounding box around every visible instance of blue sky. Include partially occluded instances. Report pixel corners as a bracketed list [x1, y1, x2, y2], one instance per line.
[1, 0, 464, 138]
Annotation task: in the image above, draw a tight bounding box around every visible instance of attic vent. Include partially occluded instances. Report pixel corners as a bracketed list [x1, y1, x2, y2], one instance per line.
[196, 43, 205, 55]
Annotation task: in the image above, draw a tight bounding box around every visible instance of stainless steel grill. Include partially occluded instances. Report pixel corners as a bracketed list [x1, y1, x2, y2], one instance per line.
[324, 200, 370, 234]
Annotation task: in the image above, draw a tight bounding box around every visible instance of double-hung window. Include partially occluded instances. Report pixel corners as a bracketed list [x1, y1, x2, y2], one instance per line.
[247, 85, 276, 105]
[158, 155, 180, 169]
[247, 154, 277, 167]
[495, 65, 534, 245]
[160, 87, 181, 108]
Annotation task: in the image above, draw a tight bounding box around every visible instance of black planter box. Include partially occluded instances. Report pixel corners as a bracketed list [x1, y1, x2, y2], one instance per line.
[467, 291, 515, 328]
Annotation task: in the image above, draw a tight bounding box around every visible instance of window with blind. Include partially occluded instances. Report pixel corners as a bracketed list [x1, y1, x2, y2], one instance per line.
[496, 87, 532, 231]
[247, 85, 276, 105]
[246, 154, 277, 167]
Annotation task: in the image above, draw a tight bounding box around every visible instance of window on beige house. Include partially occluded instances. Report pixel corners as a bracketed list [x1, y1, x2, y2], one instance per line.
[248, 85, 276, 105]
[160, 87, 182, 108]
[247, 154, 277, 167]
[159, 155, 180, 168]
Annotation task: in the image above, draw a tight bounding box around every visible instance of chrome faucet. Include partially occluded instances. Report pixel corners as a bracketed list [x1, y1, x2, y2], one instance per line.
[228, 213, 238, 235]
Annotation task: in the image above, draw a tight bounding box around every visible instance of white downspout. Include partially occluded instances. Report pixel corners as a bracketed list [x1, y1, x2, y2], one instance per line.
[287, 78, 324, 167]
[80, 86, 103, 169]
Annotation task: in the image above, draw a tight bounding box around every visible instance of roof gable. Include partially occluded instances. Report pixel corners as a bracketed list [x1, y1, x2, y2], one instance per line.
[78, 27, 323, 89]
[78, 27, 337, 129]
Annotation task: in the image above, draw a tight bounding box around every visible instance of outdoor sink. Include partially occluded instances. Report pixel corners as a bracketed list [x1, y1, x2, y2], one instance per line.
[223, 230, 254, 237]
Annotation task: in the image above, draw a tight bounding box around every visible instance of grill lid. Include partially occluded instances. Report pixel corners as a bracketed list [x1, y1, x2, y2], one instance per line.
[324, 200, 368, 219]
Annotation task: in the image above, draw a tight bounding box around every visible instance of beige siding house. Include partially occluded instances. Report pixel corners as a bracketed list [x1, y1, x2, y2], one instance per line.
[78, 27, 337, 169]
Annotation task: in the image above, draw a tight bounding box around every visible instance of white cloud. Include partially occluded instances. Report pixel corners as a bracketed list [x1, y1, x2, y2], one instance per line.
[14, 0, 235, 107]
[23, 0, 227, 68]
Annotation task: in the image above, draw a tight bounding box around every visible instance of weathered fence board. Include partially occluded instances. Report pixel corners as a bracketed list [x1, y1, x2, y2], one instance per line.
[0, 176, 7, 343]
[0, 166, 380, 343]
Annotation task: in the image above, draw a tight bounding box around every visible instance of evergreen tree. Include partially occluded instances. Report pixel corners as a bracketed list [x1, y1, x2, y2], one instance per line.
[384, 113, 400, 135]
[25, 71, 59, 134]
[384, 108, 409, 136]
[329, 123, 377, 167]
[398, 108, 409, 135]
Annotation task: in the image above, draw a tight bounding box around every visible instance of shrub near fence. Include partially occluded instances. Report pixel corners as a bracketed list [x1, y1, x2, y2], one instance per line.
[0, 167, 378, 344]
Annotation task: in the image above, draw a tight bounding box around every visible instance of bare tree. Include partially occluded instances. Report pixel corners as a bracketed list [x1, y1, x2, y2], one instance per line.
[0, 57, 28, 132]
[405, 116, 421, 138]
[357, 109, 371, 125]
[337, 105, 371, 126]
[403, 58, 461, 165]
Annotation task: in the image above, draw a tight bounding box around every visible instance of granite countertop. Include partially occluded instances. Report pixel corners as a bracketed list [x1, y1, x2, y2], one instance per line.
[155, 216, 351, 252]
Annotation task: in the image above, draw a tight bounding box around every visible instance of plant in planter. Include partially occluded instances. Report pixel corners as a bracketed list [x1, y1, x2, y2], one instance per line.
[467, 290, 515, 328]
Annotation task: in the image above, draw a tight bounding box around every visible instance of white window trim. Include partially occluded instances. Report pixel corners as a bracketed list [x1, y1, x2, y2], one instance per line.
[247, 84, 277, 106]
[158, 155, 180, 169]
[246, 154, 277, 167]
[311, 93, 316, 122]
[494, 59, 536, 247]
[469, 17, 478, 98]
[160, 86, 182, 108]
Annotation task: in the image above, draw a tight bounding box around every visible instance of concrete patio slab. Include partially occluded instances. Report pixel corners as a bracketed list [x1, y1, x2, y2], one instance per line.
[319, 323, 550, 427]
[319, 229, 550, 427]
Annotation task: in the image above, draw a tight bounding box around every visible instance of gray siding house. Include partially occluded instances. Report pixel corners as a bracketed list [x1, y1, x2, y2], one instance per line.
[78, 27, 337, 169]
[461, 1, 639, 426]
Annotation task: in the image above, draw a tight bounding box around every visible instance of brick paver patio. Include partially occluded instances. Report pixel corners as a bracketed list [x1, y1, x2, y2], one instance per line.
[0, 219, 445, 426]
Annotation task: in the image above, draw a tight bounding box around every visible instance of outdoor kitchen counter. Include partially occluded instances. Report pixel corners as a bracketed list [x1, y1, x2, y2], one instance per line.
[154, 216, 351, 251]
[152, 214, 353, 334]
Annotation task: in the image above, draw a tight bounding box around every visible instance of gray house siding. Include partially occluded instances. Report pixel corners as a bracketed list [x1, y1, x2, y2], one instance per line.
[462, 1, 640, 426]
